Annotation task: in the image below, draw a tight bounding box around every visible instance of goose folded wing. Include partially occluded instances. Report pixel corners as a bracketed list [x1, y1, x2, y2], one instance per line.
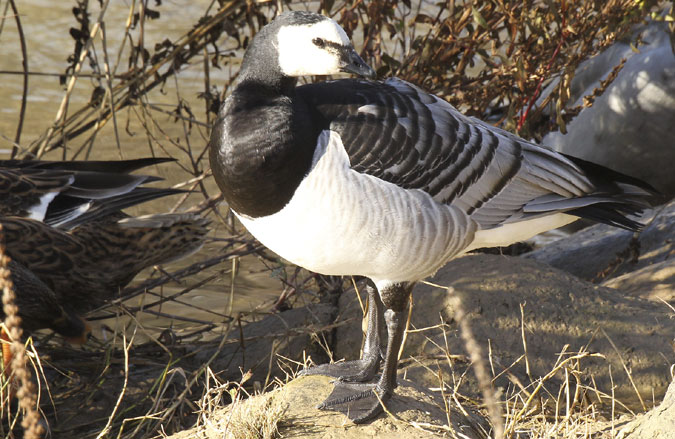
[299, 78, 656, 231]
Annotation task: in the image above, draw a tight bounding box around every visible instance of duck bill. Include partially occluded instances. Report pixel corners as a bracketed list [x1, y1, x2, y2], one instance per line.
[340, 48, 376, 79]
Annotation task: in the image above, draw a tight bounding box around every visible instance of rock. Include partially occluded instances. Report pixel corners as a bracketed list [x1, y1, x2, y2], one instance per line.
[335, 254, 675, 409]
[525, 199, 675, 286]
[540, 16, 675, 196]
[618, 377, 675, 439]
[165, 375, 489, 439]
[603, 259, 675, 302]
[525, 223, 635, 280]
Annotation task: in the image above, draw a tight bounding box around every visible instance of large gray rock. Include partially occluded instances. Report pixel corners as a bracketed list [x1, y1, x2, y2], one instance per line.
[603, 258, 674, 301]
[526, 199, 674, 300]
[541, 18, 675, 196]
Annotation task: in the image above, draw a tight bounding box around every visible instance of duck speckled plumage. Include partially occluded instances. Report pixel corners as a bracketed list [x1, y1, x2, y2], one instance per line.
[4, 259, 89, 341]
[0, 158, 209, 341]
[2, 213, 209, 315]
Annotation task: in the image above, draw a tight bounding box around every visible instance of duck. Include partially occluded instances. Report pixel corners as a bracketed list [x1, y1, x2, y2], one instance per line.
[208, 11, 659, 423]
[0, 212, 209, 409]
[1, 212, 210, 316]
[0, 258, 91, 408]
[3, 259, 90, 342]
[0, 158, 209, 341]
[0, 157, 175, 228]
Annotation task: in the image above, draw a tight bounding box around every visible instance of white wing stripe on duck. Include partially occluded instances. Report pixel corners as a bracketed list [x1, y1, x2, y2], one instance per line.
[208, 11, 658, 424]
[0, 158, 177, 228]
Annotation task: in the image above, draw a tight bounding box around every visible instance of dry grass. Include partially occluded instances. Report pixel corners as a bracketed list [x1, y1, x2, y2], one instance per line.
[185, 369, 288, 439]
[178, 277, 660, 439]
[399, 279, 663, 439]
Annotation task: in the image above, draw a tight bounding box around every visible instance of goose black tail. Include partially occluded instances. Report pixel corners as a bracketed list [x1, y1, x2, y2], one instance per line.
[564, 154, 663, 231]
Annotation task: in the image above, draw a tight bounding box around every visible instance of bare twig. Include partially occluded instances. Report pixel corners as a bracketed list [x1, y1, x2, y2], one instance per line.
[447, 287, 504, 439]
[7, 0, 28, 156]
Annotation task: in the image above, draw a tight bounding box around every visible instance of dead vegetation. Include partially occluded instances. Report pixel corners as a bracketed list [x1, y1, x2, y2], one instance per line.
[163, 283, 673, 439]
[0, 0, 669, 438]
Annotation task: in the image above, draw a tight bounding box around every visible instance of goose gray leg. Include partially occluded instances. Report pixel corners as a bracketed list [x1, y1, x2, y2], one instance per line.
[300, 283, 384, 382]
[317, 282, 413, 423]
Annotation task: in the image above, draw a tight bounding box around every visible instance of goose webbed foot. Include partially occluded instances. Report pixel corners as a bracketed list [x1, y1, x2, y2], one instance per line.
[298, 353, 380, 383]
[300, 283, 384, 383]
[306, 282, 412, 423]
[318, 381, 391, 423]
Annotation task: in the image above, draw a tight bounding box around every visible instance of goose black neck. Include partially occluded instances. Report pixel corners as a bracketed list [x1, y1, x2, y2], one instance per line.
[235, 74, 298, 96]
[209, 60, 318, 218]
[236, 22, 297, 95]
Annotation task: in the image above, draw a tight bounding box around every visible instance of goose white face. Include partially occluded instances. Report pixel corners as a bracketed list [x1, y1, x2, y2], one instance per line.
[277, 18, 371, 77]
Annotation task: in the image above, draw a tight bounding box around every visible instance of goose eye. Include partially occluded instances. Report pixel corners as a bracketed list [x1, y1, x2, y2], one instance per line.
[312, 37, 326, 48]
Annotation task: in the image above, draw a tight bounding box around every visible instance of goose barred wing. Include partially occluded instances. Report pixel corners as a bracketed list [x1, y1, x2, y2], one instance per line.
[300, 78, 656, 230]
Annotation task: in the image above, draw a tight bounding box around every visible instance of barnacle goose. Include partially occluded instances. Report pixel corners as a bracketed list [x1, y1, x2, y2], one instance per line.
[209, 11, 658, 423]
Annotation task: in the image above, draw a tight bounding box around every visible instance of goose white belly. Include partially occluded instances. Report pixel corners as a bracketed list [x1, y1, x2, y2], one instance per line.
[236, 130, 476, 284]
